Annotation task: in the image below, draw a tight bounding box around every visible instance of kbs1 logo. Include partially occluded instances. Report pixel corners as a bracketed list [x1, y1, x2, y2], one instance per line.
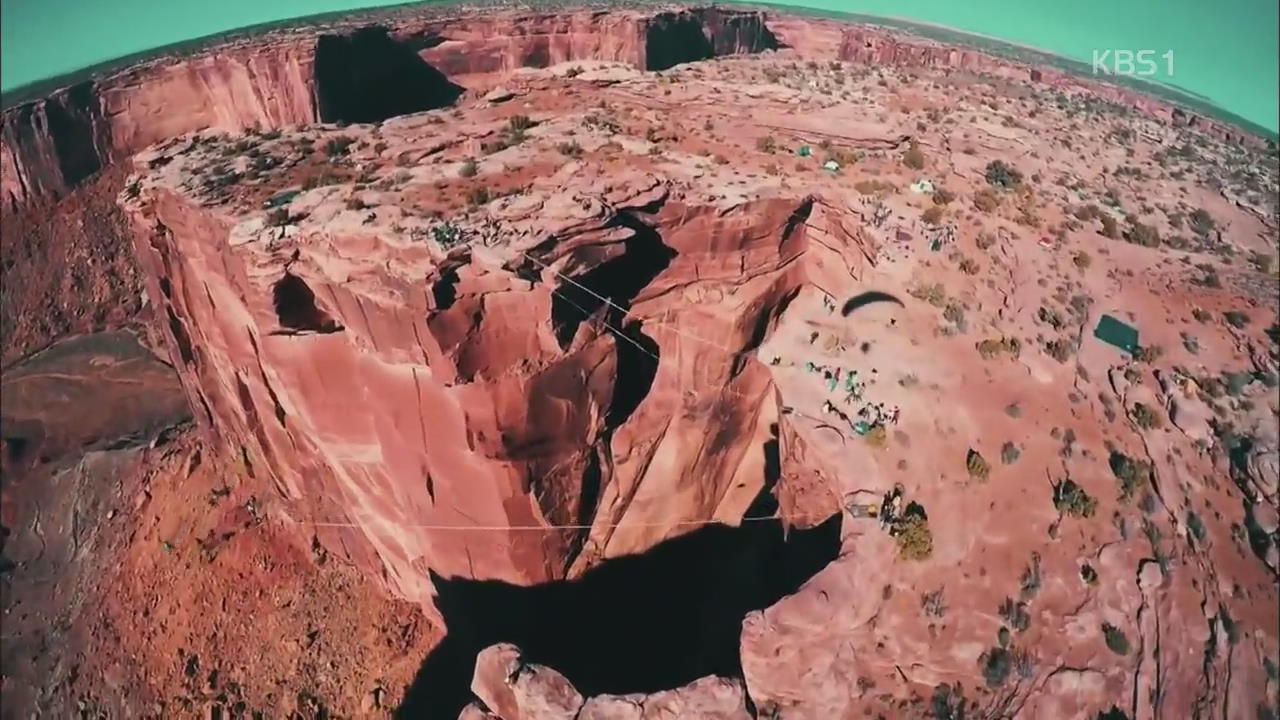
[1091, 50, 1174, 78]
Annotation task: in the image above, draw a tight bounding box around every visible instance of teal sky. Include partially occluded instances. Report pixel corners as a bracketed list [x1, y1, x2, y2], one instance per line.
[2, 0, 1276, 132]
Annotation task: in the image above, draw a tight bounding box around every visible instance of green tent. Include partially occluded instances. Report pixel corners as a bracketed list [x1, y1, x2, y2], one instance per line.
[1094, 314, 1139, 354]
[796, 145, 812, 157]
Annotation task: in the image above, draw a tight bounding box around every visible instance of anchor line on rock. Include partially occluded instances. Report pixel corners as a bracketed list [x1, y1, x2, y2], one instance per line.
[307, 510, 830, 532]
[518, 251, 740, 356]
[536, 259, 769, 411]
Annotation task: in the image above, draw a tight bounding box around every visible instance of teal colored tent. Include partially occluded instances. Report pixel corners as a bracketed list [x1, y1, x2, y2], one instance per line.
[796, 145, 812, 157]
[1094, 314, 1140, 354]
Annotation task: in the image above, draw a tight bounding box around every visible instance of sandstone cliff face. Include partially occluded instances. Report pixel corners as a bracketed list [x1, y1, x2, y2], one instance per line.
[119, 123, 847, 610]
[1, 7, 775, 211]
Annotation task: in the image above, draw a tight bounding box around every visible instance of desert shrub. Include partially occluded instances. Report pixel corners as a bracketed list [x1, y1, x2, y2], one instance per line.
[903, 141, 926, 170]
[976, 337, 1021, 360]
[756, 135, 778, 153]
[981, 647, 1013, 688]
[1223, 310, 1250, 328]
[958, 257, 980, 275]
[344, 196, 367, 211]
[1054, 478, 1098, 518]
[1130, 403, 1162, 430]
[921, 588, 947, 617]
[432, 222, 465, 249]
[1080, 563, 1098, 585]
[507, 114, 534, 133]
[557, 141, 583, 157]
[910, 283, 948, 307]
[855, 179, 895, 196]
[896, 515, 933, 560]
[943, 303, 966, 328]
[984, 160, 1023, 189]
[1020, 553, 1042, 599]
[966, 449, 991, 481]
[324, 135, 355, 157]
[1248, 251, 1274, 274]
[1110, 452, 1151, 501]
[1133, 344, 1163, 363]
[1102, 623, 1130, 655]
[921, 206, 944, 225]
[264, 208, 292, 227]
[1038, 305, 1066, 330]
[973, 188, 1001, 212]
[1001, 441, 1021, 465]
[1187, 511, 1206, 542]
[932, 187, 955, 205]
[1099, 214, 1119, 238]
[1044, 338, 1074, 363]
[468, 187, 491, 206]
[1125, 221, 1161, 248]
[565, 65, 584, 78]
[976, 231, 996, 250]
[1192, 308, 1212, 323]
[1073, 251, 1091, 269]
[999, 597, 1031, 632]
[459, 159, 478, 178]
[1189, 208, 1215, 237]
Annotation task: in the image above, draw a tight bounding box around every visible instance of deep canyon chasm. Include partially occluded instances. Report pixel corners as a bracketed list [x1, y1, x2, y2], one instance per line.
[2, 4, 1278, 720]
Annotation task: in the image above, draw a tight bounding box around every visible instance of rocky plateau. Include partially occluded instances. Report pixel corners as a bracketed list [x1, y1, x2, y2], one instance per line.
[1, 4, 1278, 720]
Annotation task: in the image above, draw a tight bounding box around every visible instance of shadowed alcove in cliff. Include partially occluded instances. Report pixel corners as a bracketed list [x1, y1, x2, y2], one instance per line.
[271, 272, 343, 334]
[314, 27, 464, 124]
[396, 513, 841, 718]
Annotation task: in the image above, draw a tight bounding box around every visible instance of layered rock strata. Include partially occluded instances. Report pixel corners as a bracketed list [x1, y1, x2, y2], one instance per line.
[1, 6, 776, 210]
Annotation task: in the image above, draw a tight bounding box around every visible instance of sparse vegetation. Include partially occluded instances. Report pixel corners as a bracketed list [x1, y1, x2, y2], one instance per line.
[1130, 403, 1163, 430]
[910, 283, 948, 307]
[976, 337, 1021, 360]
[973, 188, 1000, 213]
[980, 646, 1013, 688]
[966, 449, 991, 481]
[1044, 338, 1075, 363]
[984, 160, 1023, 189]
[896, 515, 934, 560]
[921, 588, 947, 617]
[756, 135, 778, 153]
[1102, 623, 1130, 655]
[468, 186, 491, 206]
[1223, 310, 1250, 329]
[1000, 441, 1021, 465]
[1054, 478, 1098, 518]
[556, 141, 583, 157]
[903, 141, 926, 170]
[324, 135, 355, 157]
[1110, 452, 1152, 501]
[459, 159, 478, 178]
[922, 206, 944, 225]
[264, 208, 292, 227]
[432, 222, 465, 249]
[998, 597, 1031, 632]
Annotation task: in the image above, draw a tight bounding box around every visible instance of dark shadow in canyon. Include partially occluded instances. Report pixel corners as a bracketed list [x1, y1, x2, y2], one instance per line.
[396, 513, 842, 719]
[549, 213, 676, 352]
[315, 27, 463, 124]
[645, 15, 715, 71]
[271, 273, 343, 334]
[41, 82, 105, 186]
